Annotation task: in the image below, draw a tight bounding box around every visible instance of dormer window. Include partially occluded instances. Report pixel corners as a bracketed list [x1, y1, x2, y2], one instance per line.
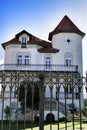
[22, 37, 26, 47]
[19, 33, 30, 48]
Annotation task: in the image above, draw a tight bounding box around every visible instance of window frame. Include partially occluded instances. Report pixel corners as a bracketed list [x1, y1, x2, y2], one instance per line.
[65, 58, 72, 66]
[21, 36, 27, 48]
[17, 55, 22, 65]
[24, 55, 30, 65]
[45, 56, 51, 70]
[64, 52, 73, 66]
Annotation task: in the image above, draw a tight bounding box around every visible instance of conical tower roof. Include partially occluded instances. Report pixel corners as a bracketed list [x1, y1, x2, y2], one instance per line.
[48, 15, 85, 40]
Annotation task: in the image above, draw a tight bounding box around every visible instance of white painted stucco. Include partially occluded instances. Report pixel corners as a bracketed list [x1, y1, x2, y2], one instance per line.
[0, 29, 84, 120]
[52, 33, 83, 73]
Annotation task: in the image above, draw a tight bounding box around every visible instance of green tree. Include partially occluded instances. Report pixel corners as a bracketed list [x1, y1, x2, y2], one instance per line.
[82, 99, 87, 120]
[19, 81, 39, 113]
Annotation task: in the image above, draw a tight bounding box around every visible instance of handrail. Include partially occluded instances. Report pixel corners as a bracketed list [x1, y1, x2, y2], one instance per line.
[0, 64, 78, 72]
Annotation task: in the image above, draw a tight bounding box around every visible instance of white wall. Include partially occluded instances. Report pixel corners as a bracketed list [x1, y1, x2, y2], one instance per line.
[4, 44, 42, 65]
[51, 32, 84, 107]
[52, 33, 83, 73]
[3, 32, 84, 108]
[4, 32, 83, 74]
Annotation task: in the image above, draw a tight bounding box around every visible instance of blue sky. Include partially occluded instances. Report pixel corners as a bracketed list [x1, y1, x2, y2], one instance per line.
[0, 0, 87, 74]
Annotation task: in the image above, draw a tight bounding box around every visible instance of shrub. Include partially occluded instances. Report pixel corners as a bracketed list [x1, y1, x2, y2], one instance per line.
[4, 106, 11, 120]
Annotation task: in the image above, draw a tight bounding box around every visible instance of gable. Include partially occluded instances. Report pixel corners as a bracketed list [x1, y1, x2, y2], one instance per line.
[1, 30, 59, 53]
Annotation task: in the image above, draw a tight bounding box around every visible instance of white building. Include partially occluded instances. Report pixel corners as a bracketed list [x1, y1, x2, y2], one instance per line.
[0, 15, 85, 121]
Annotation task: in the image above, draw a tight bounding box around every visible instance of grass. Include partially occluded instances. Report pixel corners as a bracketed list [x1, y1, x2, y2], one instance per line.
[1, 121, 87, 130]
[84, 99, 87, 108]
[1, 99, 87, 130]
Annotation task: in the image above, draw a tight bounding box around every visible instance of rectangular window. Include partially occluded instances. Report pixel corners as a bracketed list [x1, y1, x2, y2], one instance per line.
[45, 101, 56, 110]
[66, 59, 71, 66]
[18, 55, 22, 65]
[25, 55, 30, 65]
[45, 57, 51, 70]
[22, 37, 26, 47]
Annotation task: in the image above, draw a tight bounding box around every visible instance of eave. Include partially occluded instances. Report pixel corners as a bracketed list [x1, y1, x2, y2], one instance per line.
[38, 47, 59, 53]
[48, 15, 85, 41]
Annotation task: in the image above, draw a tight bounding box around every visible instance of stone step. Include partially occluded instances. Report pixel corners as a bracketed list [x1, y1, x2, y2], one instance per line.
[67, 112, 85, 121]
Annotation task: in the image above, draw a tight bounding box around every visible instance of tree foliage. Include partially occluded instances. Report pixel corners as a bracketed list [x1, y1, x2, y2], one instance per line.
[19, 81, 39, 112]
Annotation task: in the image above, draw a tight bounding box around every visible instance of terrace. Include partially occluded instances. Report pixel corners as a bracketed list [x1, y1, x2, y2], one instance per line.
[0, 64, 78, 72]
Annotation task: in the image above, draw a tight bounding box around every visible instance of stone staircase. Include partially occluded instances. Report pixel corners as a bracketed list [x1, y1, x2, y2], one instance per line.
[59, 102, 85, 122]
[67, 111, 85, 121]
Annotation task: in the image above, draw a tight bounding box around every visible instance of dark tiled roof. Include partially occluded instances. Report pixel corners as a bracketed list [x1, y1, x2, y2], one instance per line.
[2, 30, 59, 53]
[2, 30, 51, 49]
[48, 15, 85, 40]
[15, 30, 30, 38]
[38, 47, 59, 53]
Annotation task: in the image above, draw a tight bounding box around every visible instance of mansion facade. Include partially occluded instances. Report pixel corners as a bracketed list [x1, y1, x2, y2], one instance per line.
[0, 15, 85, 121]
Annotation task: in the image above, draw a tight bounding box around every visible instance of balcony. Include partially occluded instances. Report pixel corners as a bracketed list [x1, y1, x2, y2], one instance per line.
[0, 64, 78, 72]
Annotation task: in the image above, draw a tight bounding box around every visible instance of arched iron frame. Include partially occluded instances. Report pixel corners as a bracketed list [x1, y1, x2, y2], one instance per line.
[0, 70, 87, 130]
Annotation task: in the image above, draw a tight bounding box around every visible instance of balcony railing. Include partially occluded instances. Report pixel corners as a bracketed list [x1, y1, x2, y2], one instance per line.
[0, 64, 78, 72]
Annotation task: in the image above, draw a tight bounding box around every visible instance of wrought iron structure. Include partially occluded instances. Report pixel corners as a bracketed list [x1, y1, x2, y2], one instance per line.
[0, 69, 87, 130]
